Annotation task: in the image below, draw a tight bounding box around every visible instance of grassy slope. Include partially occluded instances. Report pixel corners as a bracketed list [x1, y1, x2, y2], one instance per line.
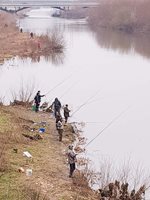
[0, 106, 98, 200]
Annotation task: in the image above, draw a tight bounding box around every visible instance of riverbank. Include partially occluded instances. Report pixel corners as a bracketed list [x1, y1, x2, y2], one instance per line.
[0, 12, 64, 64]
[52, 7, 90, 19]
[0, 105, 98, 200]
[88, 0, 150, 34]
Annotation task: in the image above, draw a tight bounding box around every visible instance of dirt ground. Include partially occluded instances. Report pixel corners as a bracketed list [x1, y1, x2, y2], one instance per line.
[0, 12, 63, 64]
[0, 105, 98, 200]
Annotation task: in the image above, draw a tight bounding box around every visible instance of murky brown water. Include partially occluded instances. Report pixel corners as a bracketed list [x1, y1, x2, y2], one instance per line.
[1, 8, 150, 190]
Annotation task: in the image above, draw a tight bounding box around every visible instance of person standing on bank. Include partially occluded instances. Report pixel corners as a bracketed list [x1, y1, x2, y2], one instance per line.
[63, 104, 70, 123]
[52, 98, 61, 117]
[30, 32, 34, 38]
[56, 120, 64, 142]
[55, 112, 63, 124]
[34, 91, 45, 112]
[67, 145, 77, 178]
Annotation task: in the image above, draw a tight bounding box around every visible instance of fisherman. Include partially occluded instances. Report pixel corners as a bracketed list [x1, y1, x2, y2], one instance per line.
[67, 145, 77, 178]
[52, 98, 61, 117]
[37, 41, 41, 50]
[30, 32, 34, 38]
[63, 104, 70, 123]
[56, 120, 63, 142]
[34, 91, 45, 112]
[55, 112, 63, 132]
[55, 112, 63, 124]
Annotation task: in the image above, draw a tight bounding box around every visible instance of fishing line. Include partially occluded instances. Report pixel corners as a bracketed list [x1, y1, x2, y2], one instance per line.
[84, 121, 105, 124]
[71, 89, 102, 117]
[45, 73, 73, 96]
[59, 80, 79, 99]
[86, 97, 105, 105]
[85, 106, 131, 148]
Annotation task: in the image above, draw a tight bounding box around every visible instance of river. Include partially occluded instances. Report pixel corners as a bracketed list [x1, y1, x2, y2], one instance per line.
[1, 8, 150, 191]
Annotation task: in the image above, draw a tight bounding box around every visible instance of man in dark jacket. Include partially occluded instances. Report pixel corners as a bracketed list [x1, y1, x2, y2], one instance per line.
[34, 91, 45, 112]
[52, 98, 61, 117]
[63, 104, 70, 123]
[67, 145, 77, 177]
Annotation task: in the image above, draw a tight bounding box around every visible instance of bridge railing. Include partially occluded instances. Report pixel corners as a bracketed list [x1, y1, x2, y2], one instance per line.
[0, 0, 99, 7]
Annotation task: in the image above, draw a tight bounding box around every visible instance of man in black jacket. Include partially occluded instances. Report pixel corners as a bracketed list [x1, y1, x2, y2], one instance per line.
[34, 91, 45, 112]
[52, 98, 61, 117]
[63, 104, 70, 123]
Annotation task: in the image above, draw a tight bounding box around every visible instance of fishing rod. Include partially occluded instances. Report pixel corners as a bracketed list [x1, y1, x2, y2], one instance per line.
[85, 106, 131, 148]
[86, 97, 105, 105]
[71, 89, 102, 117]
[47, 81, 78, 106]
[72, 96, 105, 111]
[45, 73, 73, 96]
[71, 121, 105, 124]
[84, 121, 105, 124]
[59, 81, 79, 99]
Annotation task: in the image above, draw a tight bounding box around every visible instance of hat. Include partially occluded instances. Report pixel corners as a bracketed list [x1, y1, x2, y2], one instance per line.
[68, 144, 73, 149]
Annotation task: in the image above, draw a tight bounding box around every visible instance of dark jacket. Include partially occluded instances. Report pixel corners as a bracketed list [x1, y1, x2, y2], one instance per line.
[53, 98, 61, 110]
[34, 94, 44, 104]
[64, 106, 70, 117]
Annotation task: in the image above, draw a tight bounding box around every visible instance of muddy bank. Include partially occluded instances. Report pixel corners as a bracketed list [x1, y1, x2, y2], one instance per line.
[0, 12, 64, 64]
[0, 105, 98, 200]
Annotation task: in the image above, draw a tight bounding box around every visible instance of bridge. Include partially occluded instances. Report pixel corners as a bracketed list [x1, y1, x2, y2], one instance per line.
[0, 0, 99, 7]
[0, 0, 99, 13]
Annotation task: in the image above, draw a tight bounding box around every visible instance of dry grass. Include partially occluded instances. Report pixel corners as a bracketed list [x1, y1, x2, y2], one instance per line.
[0, 106, 98, 200]
[89, 0, 150, 33]
[21, 186, 50, 200]
[73, 153, 150, 200]
[0, 12, 64, 64]
[0, 143, 8, 172]
[0, 105, 148, 200]
[0, 107, 28, 173]
[10, 81, 37, 107]
[83, 158, 149, 199]
[0, 96, 5, 106]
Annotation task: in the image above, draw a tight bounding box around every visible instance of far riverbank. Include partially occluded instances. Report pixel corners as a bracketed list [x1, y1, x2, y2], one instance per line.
[88, 0, 150, 34]
[0, 12, 64, 64]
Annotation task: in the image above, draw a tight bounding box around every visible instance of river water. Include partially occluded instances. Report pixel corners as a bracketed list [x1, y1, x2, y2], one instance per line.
[1, 8, 150, 190]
